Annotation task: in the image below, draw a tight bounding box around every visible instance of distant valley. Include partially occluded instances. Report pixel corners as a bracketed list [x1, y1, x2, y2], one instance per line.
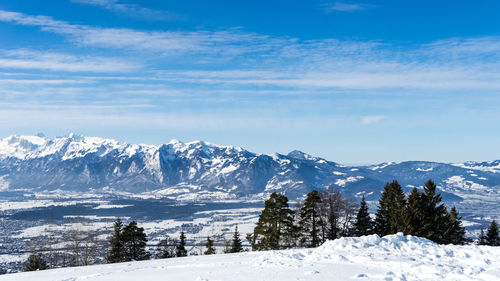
[0, 134, 498, 273]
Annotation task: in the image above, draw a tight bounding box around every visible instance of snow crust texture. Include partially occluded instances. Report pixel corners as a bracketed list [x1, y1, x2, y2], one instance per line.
[2, 234, 499, 281]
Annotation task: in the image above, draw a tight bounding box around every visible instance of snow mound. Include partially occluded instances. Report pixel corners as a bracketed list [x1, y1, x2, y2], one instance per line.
[2, 234, 500, 280]
[310, 232, 433, 257]
[256, 233, 500, 280]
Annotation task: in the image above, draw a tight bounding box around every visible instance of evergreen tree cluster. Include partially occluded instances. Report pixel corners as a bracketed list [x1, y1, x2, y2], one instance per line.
[23, 253, 48, 272]
[107, 219, 150, 263]
[250, 188, 359, 250]
[374, 180, 467, 245]
[251, 180, 470, 250]
[478, 220, 500, 246]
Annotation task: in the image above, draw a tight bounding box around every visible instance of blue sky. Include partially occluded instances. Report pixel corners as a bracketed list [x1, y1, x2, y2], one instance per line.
[0, 0, 499, 164]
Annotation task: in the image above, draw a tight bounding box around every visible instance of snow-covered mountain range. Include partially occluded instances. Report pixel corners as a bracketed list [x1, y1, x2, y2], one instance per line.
[0, 134, 499, 205]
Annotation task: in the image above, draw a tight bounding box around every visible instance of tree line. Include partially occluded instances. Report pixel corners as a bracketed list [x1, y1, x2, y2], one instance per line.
[23, 179, 500, 272]
[248, 180, 499, 250]
[23, 220, 245, 271]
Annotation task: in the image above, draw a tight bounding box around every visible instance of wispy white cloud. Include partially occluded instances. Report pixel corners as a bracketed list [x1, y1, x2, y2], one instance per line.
[0, 49, 141, 72]
[0, 78, 89, 85]
[0, 9, 499, 93]
[71, 0, 180, 21]
[0, 108, 346, 131]
[323, 2, 371, 13]
[153, 66, 500, 91]
[0, 10, 276, 56]
[361, 115, 385, 125]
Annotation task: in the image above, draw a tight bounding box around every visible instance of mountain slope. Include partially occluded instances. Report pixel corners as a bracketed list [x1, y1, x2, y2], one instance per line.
[0, 134, 498, 206]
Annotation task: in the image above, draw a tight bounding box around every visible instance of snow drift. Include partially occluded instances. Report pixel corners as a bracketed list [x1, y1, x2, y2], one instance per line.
[1, 233, 499, 281]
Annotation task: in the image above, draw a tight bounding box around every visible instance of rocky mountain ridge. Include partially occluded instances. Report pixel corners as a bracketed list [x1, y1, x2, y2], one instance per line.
[0, 134, 498, 205]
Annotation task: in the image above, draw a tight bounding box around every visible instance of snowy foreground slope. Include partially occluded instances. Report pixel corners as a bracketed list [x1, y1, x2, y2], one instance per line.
[2, 234, 499, 281]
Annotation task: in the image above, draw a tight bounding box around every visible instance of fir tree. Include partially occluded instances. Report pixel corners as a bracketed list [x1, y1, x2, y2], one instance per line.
[204, 236, 216, 255]
[388, 182, 407, 234]
[374, 184, 391, 236]
[230, 226, 243, 253]
[176, 232, 188, 257]
[443, 207, 466, 245]
[326, 207, 340, 240]
[352, 196, 374, 236]
[252, 192, 295, 250]
[477, 230, 488, 245]
[403, 187, 424, 236]
[420, 180, 449, 243]
[156, 236, 177, 258]
[107, 218, 125, 263]
[299, 190, 323, 247]
[23, 253, 48, 272]
[485, 220, 500, 246]
[374, 181, 407, 236]
[122, 221, 150, 261]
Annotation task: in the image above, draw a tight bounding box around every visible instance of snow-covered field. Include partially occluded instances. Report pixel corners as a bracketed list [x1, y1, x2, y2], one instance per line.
[1, 233, 499, 281]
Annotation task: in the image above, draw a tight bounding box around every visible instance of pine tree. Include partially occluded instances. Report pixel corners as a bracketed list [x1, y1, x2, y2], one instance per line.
[374, 184, 391, 236]
[352, 196, 374, 236]
[477, 230, 488, 245]
[403, 187, 424, 236]
[326, 207, 340, 240]
[156, 236, 177, 258]
[122, 221, 150, 261]
[252, 192, 295, 250]
[443, 207, 466, 245]
[107, 218, 125, 263]
[374, 181, 407, 236]
[176, 232, 188, 257]
[420, 180, 449, 243]
[23, 253, 48, 271]
[204, 236, 216, 255]
[299, 190, 323, 247]
[230, 226, 243, 253]
[485, 220, 500, 246]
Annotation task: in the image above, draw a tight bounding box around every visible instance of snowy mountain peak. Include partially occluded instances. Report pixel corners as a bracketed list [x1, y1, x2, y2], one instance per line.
[0, 134, 498, 206]
[287, 150, 315, 161]
[0, 134, 126, 160]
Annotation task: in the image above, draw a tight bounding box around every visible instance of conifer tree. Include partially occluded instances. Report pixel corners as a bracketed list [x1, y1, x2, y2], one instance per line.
[403, 187, 424, 236]
[299, 190, 323, 247]
[326, 208, 340, 240]
[23, 253, 48, 271]
[420, 180, 449, 243]
[107, 218, 125, 263]
[374, 181, 407, 236]
[443, 207, 466, 245]
[230, 226, 243, 253]
[122, 221, 150, 261]
[204, 236, 216, 255]
[352, 196, 374, 236]
[252, 192, 295, 250]
[477, 230, 488, 245]
[485, 220, 500, 246]
[176, 232, 188, 257]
